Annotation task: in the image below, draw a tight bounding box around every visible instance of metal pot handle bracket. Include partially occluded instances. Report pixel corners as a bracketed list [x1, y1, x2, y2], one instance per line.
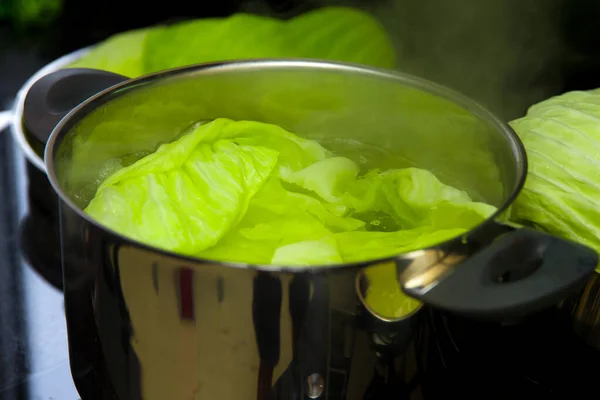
[22, 68, 129, 145]
[398, 221, 598, 320]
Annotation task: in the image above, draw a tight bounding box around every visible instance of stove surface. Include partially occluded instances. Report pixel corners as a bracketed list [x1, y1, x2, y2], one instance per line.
[0, 127, 80, 399]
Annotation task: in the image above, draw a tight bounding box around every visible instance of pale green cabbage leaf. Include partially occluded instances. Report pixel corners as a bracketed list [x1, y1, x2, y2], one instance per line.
[510, 89, 600, 271]
[68, 28, 150, 77]
[68, 7, 395, 77]
[85, 118, 326, 255]
[85, 118, 495, 265]
[143, 7, 396, 72]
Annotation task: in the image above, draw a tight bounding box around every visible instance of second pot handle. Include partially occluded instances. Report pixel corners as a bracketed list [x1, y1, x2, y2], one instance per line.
[401, 225, 598, 320]
[23, 68, 129, 145]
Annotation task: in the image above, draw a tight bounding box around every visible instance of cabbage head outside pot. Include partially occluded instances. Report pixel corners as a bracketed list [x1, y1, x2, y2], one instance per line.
[510, 88, 600, 271]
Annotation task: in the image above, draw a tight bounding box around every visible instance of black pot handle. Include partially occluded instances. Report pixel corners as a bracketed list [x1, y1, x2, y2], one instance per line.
[400, 223, 598, 320]
[23, 68, 129, 145]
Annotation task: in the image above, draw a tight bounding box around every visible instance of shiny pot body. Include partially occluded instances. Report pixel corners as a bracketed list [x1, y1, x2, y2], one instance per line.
[40, 60, 597, 399]
[62, 208, 419, 400]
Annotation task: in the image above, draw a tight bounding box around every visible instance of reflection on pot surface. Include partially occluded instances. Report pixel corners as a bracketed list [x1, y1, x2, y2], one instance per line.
[18, 160, 62, 290]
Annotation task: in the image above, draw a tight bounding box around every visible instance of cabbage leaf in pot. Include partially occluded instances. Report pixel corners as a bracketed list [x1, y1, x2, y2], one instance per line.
[509, 89, 600, 271]
[84, 119, 496, 318]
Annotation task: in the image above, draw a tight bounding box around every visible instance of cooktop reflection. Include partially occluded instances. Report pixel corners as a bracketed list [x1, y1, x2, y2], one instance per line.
[0, 126, 80, 400]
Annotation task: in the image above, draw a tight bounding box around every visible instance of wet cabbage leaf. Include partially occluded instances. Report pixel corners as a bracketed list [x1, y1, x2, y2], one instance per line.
[86, 118, 495, 264]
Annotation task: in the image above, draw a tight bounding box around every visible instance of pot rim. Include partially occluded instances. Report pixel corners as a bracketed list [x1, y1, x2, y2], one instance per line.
[45, 58, 528, 272]
[10, 47, 91, 172]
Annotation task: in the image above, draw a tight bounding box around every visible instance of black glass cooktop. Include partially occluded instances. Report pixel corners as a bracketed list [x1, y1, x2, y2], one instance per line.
[0, 123, 79, 399]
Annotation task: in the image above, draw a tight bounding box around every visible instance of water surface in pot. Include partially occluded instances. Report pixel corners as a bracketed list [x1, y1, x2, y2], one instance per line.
[52, 62, 520, 221]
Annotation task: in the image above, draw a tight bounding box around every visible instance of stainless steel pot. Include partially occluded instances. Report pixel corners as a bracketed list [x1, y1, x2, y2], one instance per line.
[22, 60, 598, 399]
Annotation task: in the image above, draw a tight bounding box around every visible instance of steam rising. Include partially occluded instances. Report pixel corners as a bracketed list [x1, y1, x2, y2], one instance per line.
[230, 0, 564, 119]
[328, 0, 564, 120]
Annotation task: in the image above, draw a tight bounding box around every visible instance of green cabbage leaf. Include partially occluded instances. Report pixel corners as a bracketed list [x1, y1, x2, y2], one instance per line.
[85, 118, 495, 264]
[68, 28, 150, 77]
[510, 89, 600, 270]
[69, 7, 396, 78]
